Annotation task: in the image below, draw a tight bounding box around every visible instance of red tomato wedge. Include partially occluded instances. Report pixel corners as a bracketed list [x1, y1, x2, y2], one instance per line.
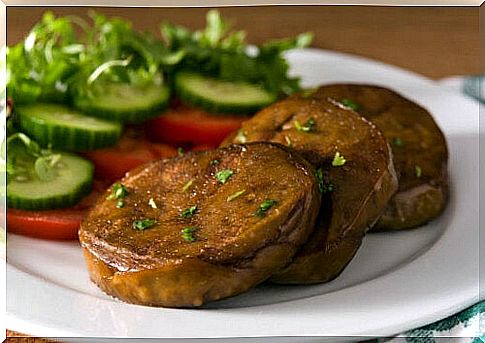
[83, 132, 178, 182]
[145, 105, 247, 146]
[6, 180, 108, 240]
[7, 208, 87, 240]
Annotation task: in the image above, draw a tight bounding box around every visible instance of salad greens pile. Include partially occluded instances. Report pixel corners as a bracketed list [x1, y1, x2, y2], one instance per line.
[3, 10, 313, 213]
[6, 10, 312, 104]
[162, 10, 313, 95]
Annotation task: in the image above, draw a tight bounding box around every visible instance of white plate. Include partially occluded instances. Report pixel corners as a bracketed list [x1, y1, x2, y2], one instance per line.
[6, 49, 482, 340]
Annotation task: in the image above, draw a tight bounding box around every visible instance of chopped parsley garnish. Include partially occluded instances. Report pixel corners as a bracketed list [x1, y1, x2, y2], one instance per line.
[182, 179, 194, 192]
[321, 182, 334, 194]
[332, 152, 346, 167]
[341, 98, 360, 111]
[107, 183, 129, 208]
[210, 159, 220, 165]
[294, 118, 316, 132]
[255, 199, 277, 217]
[177, 147, 185, 156]
[285, 135, 293, 148]
[235, 129, 247, 143]
[181, 205, 198, 218]
[392, 137, 404, 148]
[227, 190, 246, 202]
[215, 169, 234, 184]
[181, 226, 198, 242]
[132, 218, 157, 231]
[314, 168, 333, 194]
[415, 165, 422, 178]
[148, 198, 157, 209]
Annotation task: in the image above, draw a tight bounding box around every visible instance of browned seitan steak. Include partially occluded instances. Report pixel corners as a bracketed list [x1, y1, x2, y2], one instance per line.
[79, 143, 321, 307]
[222, 96, 397, 284]
[311, 84, 448, 230]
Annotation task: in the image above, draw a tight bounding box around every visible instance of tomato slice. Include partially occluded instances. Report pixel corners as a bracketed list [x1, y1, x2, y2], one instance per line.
[145, 104, 246, 146]
[7, 208, 86, 240]
[83, 131, 178, 182]
[6, 180, 108, 240]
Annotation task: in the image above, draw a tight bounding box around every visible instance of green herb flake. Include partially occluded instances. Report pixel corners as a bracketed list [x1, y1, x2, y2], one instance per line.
[392, 137, 404, 148]
[132, 218, 157, 231]
[315, 168, 334, 193]
[215, 169, 234, 184]
[182, 179, 194, 192]
[181, 205, 198, 218]
[235, 129, 247, 143]
[341, 98, 360, 111]
[107, 183, 129, 208]
[332, 152, 346, 167]
[210, 159, 220, 165]
[294, 118, 316, 132]
[181, 226, 198, 242]
[255, 199, 277, 217]
[285, 135, 293, 148]
[415, 165, 422, 178]
[227, 190, 246, 202]
[177, 147, 185, 156]
[148, 198, 157, 209]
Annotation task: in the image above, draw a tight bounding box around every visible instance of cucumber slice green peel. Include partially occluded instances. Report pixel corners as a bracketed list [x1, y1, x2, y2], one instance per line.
[17, 103, 122, 151]
[73, 81, 171, 123]
[6, 133, 94, 210]
[174, 71, 277, 114]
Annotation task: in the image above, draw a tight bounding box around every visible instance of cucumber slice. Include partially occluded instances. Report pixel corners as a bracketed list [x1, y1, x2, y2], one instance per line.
[73, 82, 171, 123]
[17, 103, 122, 151]
[7, 152, 94, 210]
[174, 71, 277, 114]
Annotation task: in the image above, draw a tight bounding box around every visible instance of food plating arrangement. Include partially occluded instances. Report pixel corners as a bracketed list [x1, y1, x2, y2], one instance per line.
[4, 11, 449, 308]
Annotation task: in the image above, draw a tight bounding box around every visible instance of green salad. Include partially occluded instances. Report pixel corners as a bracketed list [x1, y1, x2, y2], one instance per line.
[3, 10, 312, 213]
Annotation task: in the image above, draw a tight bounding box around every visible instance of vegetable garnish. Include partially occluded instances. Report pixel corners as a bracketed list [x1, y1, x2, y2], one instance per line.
[285, 135, 293, 148]
[6, 133, 63, 182]
[210, 159, 220, 165]
[5, 12, 83, 104]
[294, 118, 316, 132]
[181, 205, 198, 218]
[332, 152, 346, 167]
[255, 199, 277, 217]
[341, 98, 360, 111]
[177, 147, 185, 156]
[227, 190, 245, 202]
[148, 198, 157, 209]
[181, 226, 198, 242]
[215, 169, 234, 184]
[415, 165, 422, 178]
[182, 179, 194, 192]
[314, 168, 333, 193]
[392, 137, 404, 147]
[132, 218, 157, 231]
[162, 10, 313, 96]
[235, 129, 247, 143]
[321, 182, 334, 194]
[107, 183, 129, 208]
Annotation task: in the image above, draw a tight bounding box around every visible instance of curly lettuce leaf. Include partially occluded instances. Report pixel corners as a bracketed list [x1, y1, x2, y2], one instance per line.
[161, 10, 313, 96]
[6, 12, 83, 104]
